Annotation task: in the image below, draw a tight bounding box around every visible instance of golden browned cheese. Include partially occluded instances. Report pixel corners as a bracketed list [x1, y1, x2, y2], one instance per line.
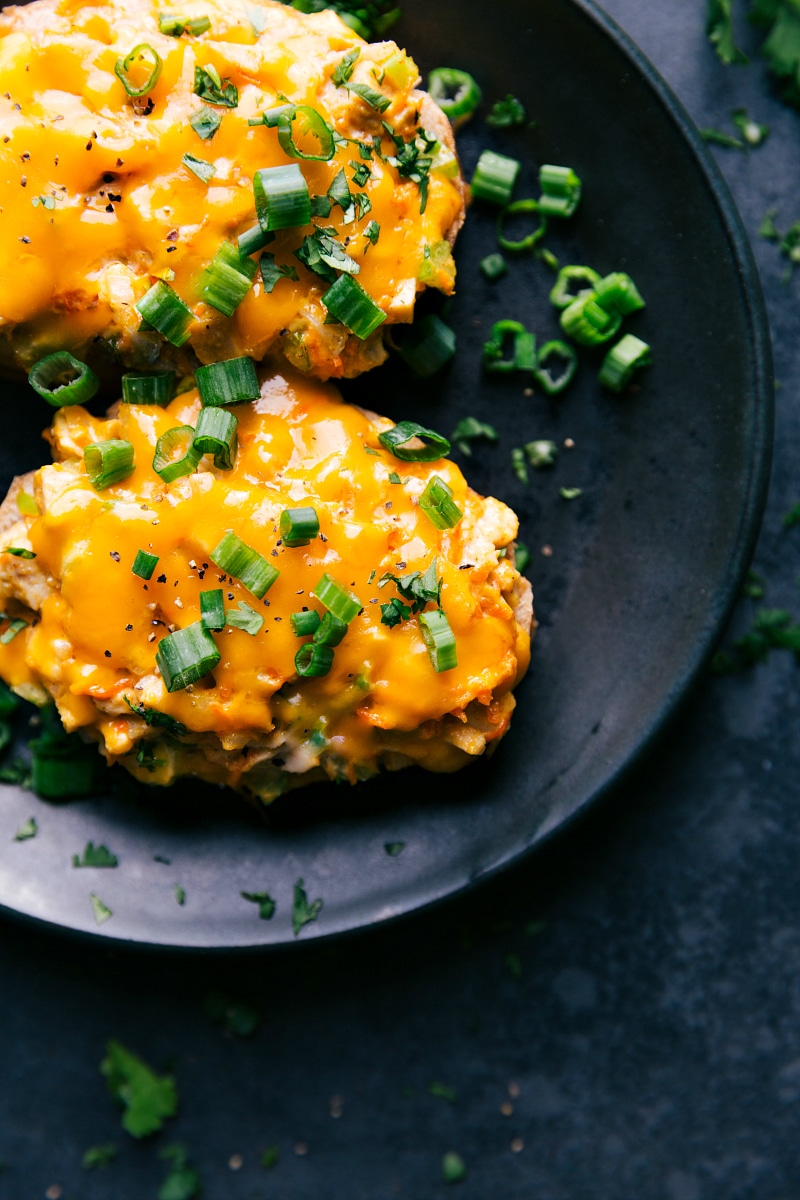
[0, 370, 533, 802]
[0, 0, 464, 381]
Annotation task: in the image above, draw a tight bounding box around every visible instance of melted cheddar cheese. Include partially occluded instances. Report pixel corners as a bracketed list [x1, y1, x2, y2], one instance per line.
[0, 0, 464, 381]
[0, 370, 532, 801]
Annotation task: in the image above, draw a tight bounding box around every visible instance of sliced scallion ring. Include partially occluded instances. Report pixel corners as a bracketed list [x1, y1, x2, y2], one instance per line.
[115, 43, 162, 98]
[598, 334, 652, 392]
[427, 67, 482, 125]
[84, 439, 135, 490]
[156, 621, 220, 691]
[279, 506, 319, 548]
[549, 265, 601, 310]
[539, 164, 582, 218]
[276, 105, 336, 162]
[418, 609, 458, 672]
[560, 295, 621, 346]
[193, 406, 238, 470]
[254, 164, 311, 232]
[152, 425, 203, 482]
[392, 313, 456, 378]
[136, 280, 194, 347]
[419, 475, 462, 530]
[321, 275, 386, 340]
[195, 356, 260, 407]
[533, 340, 578, 395]
[496, 199, 547, 254]
[121, 370, 175, 406]
[294, 642, 334, 678]
[482, 320, 536, 374]
[313, 574, 362, 624]
[377, 420, 450, 462]
[594, 272, 646, 316]
[200, 588, 225, 630]
[470, 149, 520, 206]
[28, 351, 100, 407]
[291, 610, 321, 637]
[211, 531, 279, 599]
[200, 242, 257, 317]
[132, 549, 159, 580]
[238, 223, 274, 257]
[313, 611, 348, 648]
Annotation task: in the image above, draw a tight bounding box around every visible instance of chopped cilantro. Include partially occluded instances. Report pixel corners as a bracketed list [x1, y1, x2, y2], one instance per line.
[380, 597, 411, 627]
[346, 81, 390, 112]
[279, 0, 400, 40]
[363, 219, 380, 248]
[174, 883, 186, 906]
[328, 166, 352, 211]
[295, 228, 360, 282]
[260, 253, 299, 293]
[428, 1081, 457, 1102]
[451, 416, 498, 456]
[73, 842, 118, 868]
[732, 106, 770, 145]
[13, 817, 37, 841]
[384, 840, 406, 855]
[350, 159, 371, 186]
[514, 543, 531, 573]
[90, 893, 113, 924]
[701, 126, 745, 149]
[193, 65, 237, 107]
[158, 1143, 201, 1200]
[486, 94, 527, 128]
[101, 1040, 178, 1138]
[82, 1144, 118, 1170]
[511, 447, 528, 485]
[0, 758, 30, 786]
[0, 680, 18, 718]
[181, 152, 216, 183]
[759, 207, 781, 240]
[741, 569, 765, 598]
[525, 439, 558, 469]
[379, 559, 441, 613]
[190, 107, 223, 140]
[388, 471, 402, 484]
[713, 606, 800, 672]
[332, 47, 360, 86]
[260, 1145, 279, 1168]
[124, 698, 187, 738]
[241, 890, 276, 920]
[381, 121, 436, 212]
[292, 878, 323, 936]
[706, 0, 748, 65]
[442, 1151, 467, 1184]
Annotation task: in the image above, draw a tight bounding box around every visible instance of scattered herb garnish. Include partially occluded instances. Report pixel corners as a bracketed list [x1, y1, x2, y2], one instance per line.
[559, 486, 582, 501]
[204, 990, 261, 1037]
[260, 1145, 280, 1168]
[705, 0, 748, 65]
[82, 1144, 118, 1170]
[90, 893, 113, 925]
[174, 883, 186, 906]
[100, 1040, 179, 1138]
[241, 890, 276, 920]
[292, 878, 323, 936]
[158, 1143, 201, 1200]
[384, 840, 406, 855]
[451, 416, 498, 456]
[511, 447, 528, 485]
[442, 1151, 467, 1184]
[73, 842, 118, 868]
[124, 698, 187, 738]
[486, 94, 527, 128]
[732, 106, 769, 145]
[741, 568, 765, 598]
[13, 817, 37, 841]
[193, 64, 237, 107]
[428, 1081, 458, 1103]
[701, 126, 746, 149]
[379, 559, 441, 613]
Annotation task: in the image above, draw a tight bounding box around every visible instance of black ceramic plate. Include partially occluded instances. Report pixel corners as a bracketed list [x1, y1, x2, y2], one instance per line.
[0, 0, 771, 947]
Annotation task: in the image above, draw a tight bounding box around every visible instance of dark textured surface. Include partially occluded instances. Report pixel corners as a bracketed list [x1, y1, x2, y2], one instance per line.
[1, 0, 799, 1196]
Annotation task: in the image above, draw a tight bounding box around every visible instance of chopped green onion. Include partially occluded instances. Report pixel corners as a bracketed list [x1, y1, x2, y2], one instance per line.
[313, 573, 362, 624]
[193, 406, 238, 470]
[28, 351, 100, 407]
[598, 334, 652, 392]
[115, 44, 162, 98]
[254, 164, 311, 232]
[0, 616, 27, 643]
[534, 340, 578, 395]
[200, 242, 257, 317]
[121, 371, 175, 405]
[593, 272, 646, 315]
[378, 420, 450, 462]
[190, 107, 222, 140]
[276, 105, 335, 161]
[321, 275, 386, 339]
[182, 152, 215, 183]
[427, 67, 482, 124]
[158, 12, 210, 35]
[480, 252, 507, 281]
[549, 265, 601, 310]
[511, 446, 528, 484]
[482, 320, 536, 373]
[193, 64, 237, 107]
[136, 280, 194, 347]
[451, 416, 498, 456]
[238, 223, 274, 257]
[4, 547, 35, 558]
[313, 611, 347, 647]
[280, 506, 319, 547]
[294, 642, 334, 678]
[152, 425, 203, 482]
[226, 600, 264, 635]
[156, 621, 220, 691]
[419, 609, 458, 672]
[84, 440, 135, 490]
[200, 588, 225, 630]
[211, 531, 279, 599]
[470, 149, 520, 206]
[419, 475, 462, 530]
[731, 106, 769, 147]
[486, 94, 527, 128]
[16, 493, 38, 516]
[132, 549, 159, 580]
[392, 313, 455, 377]
[560, 295, 621, 346]
[291, 609, 321, 637]
[560, 486, 582, 500]
[195, 355, 260, 408]
[525, 439, 558, 468]
[497, 199, 547, 253]
[514, 542, 531, 572]
[539, 164, 582, 218]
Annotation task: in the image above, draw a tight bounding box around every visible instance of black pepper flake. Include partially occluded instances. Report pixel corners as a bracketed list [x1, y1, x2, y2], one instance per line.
[319, 533, 328, 542]
[104, 650, 111, 658]
[227, 592, 234, 601]
[102, 172, 115, 183]
[85, 141, 92, 151]
[19, 235, 30, 243]
[273, 616, 282, 622]
[157, 573, 167, 583]
[125, 624, 133, 631]
[20, 176, 26, 187]
[166, 229, 179, 242]
[202, 563, 208, 569]
[105, 203, 114, 213]
[116, 158, 124, 167]
[166, 245, 176, 252]
[109, 550, 120, 562]
[108, 193, 121, 202]
[385, 501, 392, 510]
[173, 580, 178, 587]
[395, 562, 406, 569]
[459, 564, 474, 570]
[198, 569, 205, 580]
[271, 549, 278, 557]
[20, 152, 29, 161]
[2, 137, 8, 143]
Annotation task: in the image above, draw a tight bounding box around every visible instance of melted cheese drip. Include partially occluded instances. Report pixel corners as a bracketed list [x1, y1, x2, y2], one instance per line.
[0, 0, 461, 370]
[0, 371, 529, 773]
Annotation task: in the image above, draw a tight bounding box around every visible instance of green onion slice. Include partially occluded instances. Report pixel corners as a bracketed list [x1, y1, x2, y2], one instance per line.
[276, 105, 336, 162]
[418, 609, 458, 672]
[392, 313, 455, 377]
[321, 275, 386, 339]
[594, 272, 646, 316]
[200, 242, 257, 317]
[525, 440, 558, 469]
[470, 149, 520, 206]
[497, 199, 547, 254]
[158, 12, 211, 35]
[480, 252, 507, 281]
[427, 67, 482, 124]
[291, 609, 321, 637]
[254, 164, 311, 232]
[132, 549, 159, 580]
[196, 356, 260, 407]
[152, 425, 203, 482]
[419, 475, 462, 530]
[17, 492, 38, 516]
[560, 295, 622, 346]
[482, 320, 536, 374]
[121, 370, 175, 405]
[280, 506, 319, 547]
[156, 621, 220, 691]
[534, 340, 578, 395]
[0, 616, 27, 643]
[598, 334, 652, 393]
[549, 265, 601, 310]
[238, 223, 274, 257]
[28, 352, 100, 407]
[539, 164, 582, 218]
[200, 587, 225, 630]
[193, 406, 238, 470]
[313, 573, 362, 624]
[294, 642, 334, 678]
[211, 531, 279, 599]
[378, 420, 450, 462]
[84, 440, 135, 490]
[4, 547, 35, 558]
[313, 611, 348, 647]
[115, 43, 162, 98]
[136, 280, 194, 347]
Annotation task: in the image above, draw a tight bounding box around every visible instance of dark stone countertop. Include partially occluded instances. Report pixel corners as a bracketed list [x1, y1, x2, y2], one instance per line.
[2, 3, 799, 1198]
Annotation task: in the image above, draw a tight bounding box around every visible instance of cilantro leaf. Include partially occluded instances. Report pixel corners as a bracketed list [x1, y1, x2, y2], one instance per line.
[260, 252, 299, 293]
[486, 94, 527, 128]
[260, 1145, 279, 1168]
[174, 883, 186, 906]
[292, 878, 323, 936]
[73, 841, 118, 868]
[193, 65, 238, 107]
[181, 152, 216, 183]
[451, 416, 498, 456]
[380, 597, 411, 627]
[295, 228, 360, 282]
[124, 698, 187, 738]
[731, 105, 770, 144]
[100, 1040, 179, 1138]
[158, 1144, 201, 1200]
[379, 558, 441, 613]
[241, 890, 276, 920]
[706, 0, 749, 64]
[190, 107, 223, 140]
[90, 893, 113, 925]
[384, 840, 406, 855]
[82, 1144, 118, 1170]
[13, 817, 37, 841]
[332, 47, 360, 86]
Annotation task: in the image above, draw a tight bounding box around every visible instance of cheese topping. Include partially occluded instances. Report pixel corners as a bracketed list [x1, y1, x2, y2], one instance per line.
[0, 0, 463, 379]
